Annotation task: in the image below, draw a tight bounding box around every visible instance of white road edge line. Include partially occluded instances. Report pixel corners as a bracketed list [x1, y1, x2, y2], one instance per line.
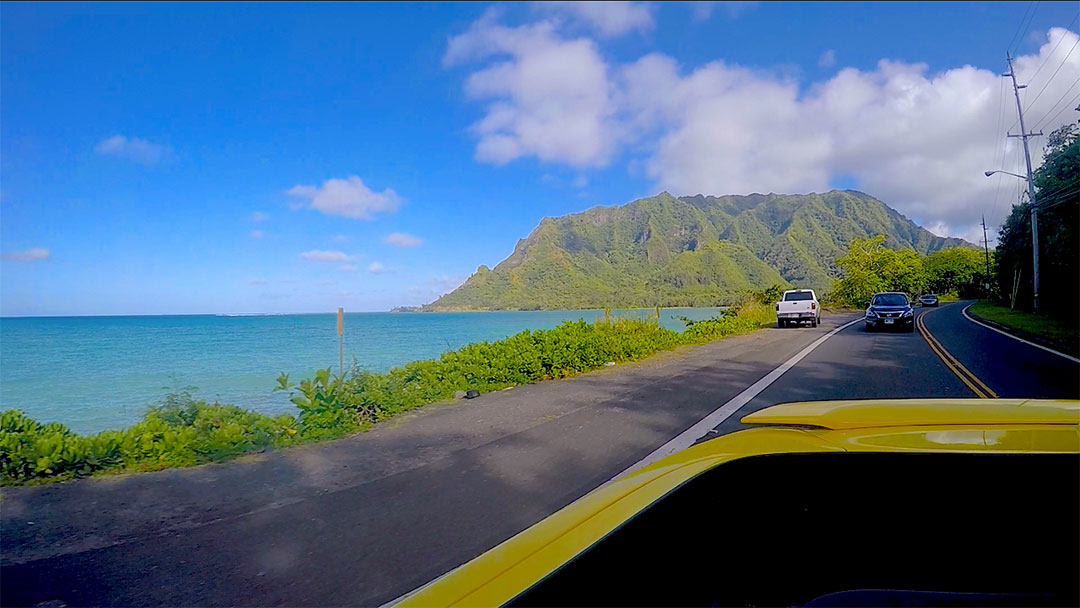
[962, 304, 1080, 364]
[608, 317, 863, 483]
[383, 316, 861, 607]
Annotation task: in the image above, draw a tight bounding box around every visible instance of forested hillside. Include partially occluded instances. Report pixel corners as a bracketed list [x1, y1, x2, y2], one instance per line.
[427, 190, 972, 310]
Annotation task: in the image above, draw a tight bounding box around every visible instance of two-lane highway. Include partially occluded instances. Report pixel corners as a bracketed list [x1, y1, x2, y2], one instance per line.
[707, 301, 1077, 437]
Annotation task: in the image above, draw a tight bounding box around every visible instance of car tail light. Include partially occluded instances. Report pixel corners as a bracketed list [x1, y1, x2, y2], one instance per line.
[775, 304, 779, 311]
[810, 302, 816, 310]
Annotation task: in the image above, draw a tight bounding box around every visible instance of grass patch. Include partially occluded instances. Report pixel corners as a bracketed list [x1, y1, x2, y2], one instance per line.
[2, 305, 771, 485]
[969, 301, 1078, 353]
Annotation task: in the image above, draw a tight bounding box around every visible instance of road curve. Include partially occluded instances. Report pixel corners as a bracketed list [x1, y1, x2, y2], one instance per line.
[921, 302, 1078, 399]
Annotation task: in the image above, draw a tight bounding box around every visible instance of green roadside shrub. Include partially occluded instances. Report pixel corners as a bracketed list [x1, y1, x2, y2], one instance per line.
[2, 306, 771, 485]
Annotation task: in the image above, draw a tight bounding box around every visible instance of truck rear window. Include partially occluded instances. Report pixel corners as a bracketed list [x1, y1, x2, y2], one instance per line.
[783, 292, 814, 301]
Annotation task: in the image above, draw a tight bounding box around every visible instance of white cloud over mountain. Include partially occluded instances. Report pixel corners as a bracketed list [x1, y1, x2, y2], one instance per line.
[446, 15, 1080, 240]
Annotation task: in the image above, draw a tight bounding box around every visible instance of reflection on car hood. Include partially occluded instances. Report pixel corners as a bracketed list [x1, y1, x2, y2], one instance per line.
[741, 398, 1080, 429]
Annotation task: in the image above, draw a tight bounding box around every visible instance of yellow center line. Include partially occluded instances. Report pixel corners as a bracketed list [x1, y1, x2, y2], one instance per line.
[917, 309, 999, 399]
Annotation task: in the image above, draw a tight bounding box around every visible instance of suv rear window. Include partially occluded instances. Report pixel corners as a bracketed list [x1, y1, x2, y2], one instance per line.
[783, 292, 814, 301]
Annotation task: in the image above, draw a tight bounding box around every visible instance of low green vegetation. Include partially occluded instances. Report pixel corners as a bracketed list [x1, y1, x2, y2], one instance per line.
[969, 301, 1078, 352]
[825, 236, 988, 308]
[1, 304, 773, 485]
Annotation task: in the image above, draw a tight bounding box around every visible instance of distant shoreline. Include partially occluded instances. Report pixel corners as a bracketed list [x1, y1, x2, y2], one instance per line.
[390, 305, 731, 313]
[0, 306, 732, 320]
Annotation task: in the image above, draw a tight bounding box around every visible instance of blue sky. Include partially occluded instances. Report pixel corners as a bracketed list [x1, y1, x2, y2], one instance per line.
[2, 1, 1078, 315]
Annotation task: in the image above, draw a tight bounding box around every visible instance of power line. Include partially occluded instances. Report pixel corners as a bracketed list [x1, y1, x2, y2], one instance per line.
[1005, 24, 1080, 133]
[1032, 83, 1080, 131]
[1025, 12, 1078, 82]
[1035, 186, 1079, 211]
[1035, 176, 1079, 201]
[1008, 1, 1040, 54]
[1023, 36, 1080, 114]
[1033, 165, 1080, 199]
[989, 78, 1010, 222]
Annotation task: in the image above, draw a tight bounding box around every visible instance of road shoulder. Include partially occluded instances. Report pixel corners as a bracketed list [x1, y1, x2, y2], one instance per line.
[2, 315, 853, 574]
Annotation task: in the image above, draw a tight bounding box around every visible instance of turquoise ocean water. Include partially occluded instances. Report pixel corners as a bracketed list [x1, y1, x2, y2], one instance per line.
[0, 308, 723, 434]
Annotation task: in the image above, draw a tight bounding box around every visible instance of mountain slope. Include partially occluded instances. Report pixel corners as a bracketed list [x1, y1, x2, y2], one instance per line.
[426, 190, 971, 310]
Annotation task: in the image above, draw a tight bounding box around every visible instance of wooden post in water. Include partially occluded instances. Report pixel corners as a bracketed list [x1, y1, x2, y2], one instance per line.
[337, 308, 344, 378]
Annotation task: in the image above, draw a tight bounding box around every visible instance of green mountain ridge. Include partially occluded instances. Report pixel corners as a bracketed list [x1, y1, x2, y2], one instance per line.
[424, 190, 973, 311]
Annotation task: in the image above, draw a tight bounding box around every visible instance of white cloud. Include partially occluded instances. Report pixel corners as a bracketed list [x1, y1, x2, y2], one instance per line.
[818, 49, 836, 68]
[2, 247, 50, 262]
[368, 261, 387, 274]
[444, 13, 620, 168]
[250, 230, 265, 239]
[688, 2, 716, 20]
[688, 1, 757, 20]
[384, 232, 424, 247]
[94, 135, 164, 164]
[533, 2, 654, 37]
[718, 1, 758, 18]
[623, 54, 832, 196]
[447, 17, 1080, 237]
[287, 176, 402, 220]
[300, 250, 354, 263]
[332, 234, 350, 243]
[248, 278, 268, 286]
[407, 274, 468, 300]
[339, 264, 357, 273]
[251, 211, 269, 223]
[433, 274, 467, 294]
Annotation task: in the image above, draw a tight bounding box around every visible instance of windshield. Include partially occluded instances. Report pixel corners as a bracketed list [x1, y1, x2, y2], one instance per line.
[872, 294, 908, 307]
[3, 4, 1078, 608]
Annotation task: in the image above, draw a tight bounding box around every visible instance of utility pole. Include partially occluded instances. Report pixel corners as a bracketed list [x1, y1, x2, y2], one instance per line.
[1004, 53, 1043, 310]
[981, 215, 992, 296]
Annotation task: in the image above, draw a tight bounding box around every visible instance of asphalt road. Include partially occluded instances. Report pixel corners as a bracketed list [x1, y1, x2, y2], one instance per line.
[923, 303, 1078, 399]
[2, 302, 1075, 607]
[708, 301, 1077, 437]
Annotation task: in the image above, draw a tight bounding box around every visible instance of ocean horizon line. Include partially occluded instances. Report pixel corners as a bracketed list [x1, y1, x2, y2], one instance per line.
[0, 305, 724, 320]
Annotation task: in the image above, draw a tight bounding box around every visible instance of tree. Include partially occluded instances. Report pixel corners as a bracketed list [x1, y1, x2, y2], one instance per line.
[830, 236, 926, 307]
[924, 248, 987, 297]
[994, 115, 1078, 317]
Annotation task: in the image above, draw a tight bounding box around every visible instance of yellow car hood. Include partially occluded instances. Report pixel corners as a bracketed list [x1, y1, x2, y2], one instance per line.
[396, 399, 1080, 607]
[742, 398, 1080, 429]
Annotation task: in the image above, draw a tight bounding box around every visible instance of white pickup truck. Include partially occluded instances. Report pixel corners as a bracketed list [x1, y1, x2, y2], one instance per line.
[775, 289, 820, 328]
